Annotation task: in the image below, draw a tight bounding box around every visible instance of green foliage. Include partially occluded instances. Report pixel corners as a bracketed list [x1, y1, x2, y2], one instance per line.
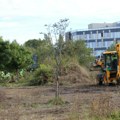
[74, 40, 94, 66]
[0, 39, 32, 72]
[29, 64, 53, 86]
[0, 71, 11, 83]
[0, 40, 11, 70]
[24, 39, 53, 64]
[24, 39, 41, 49]
[0, 38, 32, 83]
[63, 40, 94, 66]
[91, 111, 120, 120]
[8, 40, 32, 72]
[109, 111, 120, 120]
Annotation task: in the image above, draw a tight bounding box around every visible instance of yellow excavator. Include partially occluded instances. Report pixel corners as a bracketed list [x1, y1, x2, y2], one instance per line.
[97, 43, 120, 85]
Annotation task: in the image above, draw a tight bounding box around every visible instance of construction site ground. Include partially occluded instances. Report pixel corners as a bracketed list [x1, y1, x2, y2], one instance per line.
[0, 82, 120, 120]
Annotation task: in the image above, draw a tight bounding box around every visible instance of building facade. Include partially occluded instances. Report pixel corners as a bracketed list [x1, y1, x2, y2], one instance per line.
[66, 22, 120, 56]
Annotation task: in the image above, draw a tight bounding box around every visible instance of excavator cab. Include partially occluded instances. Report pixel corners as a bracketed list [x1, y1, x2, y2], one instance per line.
[103, 51, 117, 71]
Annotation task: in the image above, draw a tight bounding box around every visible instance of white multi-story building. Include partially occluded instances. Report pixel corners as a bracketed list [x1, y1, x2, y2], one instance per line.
[65, 22, 120, 56]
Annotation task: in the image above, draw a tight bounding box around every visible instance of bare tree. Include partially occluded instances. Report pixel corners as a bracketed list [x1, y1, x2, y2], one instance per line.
[45, 18, 69, 99]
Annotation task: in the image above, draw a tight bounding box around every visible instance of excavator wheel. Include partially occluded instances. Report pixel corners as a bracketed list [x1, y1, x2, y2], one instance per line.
[99, 80, 103, 85]
[117, 78, 120, 85]
[97, 73, 103, 85]
[109, 83, 114, 86]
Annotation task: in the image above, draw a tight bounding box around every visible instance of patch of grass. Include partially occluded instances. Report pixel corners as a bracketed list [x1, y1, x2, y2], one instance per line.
[22, 102, 43, 108]
[47, 97, 65, 105]
[91, 111, 120, 120]
[108, 111, 120, 120]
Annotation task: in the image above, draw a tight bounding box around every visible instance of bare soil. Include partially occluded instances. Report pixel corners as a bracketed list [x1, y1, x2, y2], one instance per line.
[0, 82, 120, 120]
[0, 64, 119, 120]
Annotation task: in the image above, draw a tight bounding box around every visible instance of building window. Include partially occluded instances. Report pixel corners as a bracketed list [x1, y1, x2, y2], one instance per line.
[89, 42, 96, 48]
[118, 32, 120, 38]
[108, 30, 111, 38]
[114, 32, 117, 38]
[104, 33, 107, 38]
[89, 32, 92, 39]
[98, 33, 101, 39]
[86, 34, 89, 40]
[83, 32, 85, 39]
[97, 41, 100, 47]
[114, 32, 120, 38]
[111, 32, 115, 38]
[93, 34, 97, 39]
[101, 32, 104, 37]
[105, 41, 108, 47]
[103, 41, 105, 47]
[85, 34, 87, 39]
[96, 40, 98, 47]
[73, 35, 78, 40]
[104, 32, 110, 38]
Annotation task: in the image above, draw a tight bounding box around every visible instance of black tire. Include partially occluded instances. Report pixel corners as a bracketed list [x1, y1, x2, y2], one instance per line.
[99, 80, 103, 85]
[109, 83, 114, 86]
[117, 78, 120, 85]
[97, 73, 103, 85]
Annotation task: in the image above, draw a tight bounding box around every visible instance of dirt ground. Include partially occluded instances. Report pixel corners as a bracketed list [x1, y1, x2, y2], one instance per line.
[0, 82, 120, 120]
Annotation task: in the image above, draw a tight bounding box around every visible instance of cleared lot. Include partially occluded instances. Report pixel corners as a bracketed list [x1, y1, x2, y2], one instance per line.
[0, 83, 120, 120]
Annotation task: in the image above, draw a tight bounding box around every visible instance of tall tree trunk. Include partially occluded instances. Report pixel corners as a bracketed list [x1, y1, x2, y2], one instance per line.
[56, 76, 59, 98]
[16, 69, 19, 81]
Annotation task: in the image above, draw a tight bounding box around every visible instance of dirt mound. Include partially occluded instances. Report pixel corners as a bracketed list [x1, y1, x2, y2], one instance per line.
[60, 63, 91, 84]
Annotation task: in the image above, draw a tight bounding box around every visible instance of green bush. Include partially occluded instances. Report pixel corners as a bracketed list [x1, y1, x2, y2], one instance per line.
[29, 64, 53, 86]
[0, 71, 11, 83]
[109, 111, 120, 120]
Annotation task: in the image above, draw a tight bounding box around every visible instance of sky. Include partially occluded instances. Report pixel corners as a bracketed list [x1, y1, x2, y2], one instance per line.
[0, 0, 120, 44]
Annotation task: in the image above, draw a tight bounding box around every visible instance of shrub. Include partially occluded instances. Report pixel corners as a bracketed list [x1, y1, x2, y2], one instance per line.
[29, 64, 53, 85]
[109, 111, 120, 120]
[0, 71, 11, 83]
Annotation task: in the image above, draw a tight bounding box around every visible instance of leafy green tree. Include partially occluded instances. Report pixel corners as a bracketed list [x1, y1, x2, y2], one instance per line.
[0, 38, 11, 70]
[24, 38, 53, 65]
[0, 38, 32, 82]
[8, 40, 32, 80]
[63, 40, 94, 66]
[24, 39, 41, 49]
[74, 40, 93, 66]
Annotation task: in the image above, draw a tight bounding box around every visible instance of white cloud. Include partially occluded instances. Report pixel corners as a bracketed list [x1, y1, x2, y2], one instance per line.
[0, 0, 120, 44]
[0, 21, 20, 28]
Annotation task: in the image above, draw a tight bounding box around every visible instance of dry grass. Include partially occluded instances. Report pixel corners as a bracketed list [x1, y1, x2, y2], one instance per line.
[60, 63, 92, 85]
[67, 93, 116, 120]
[90, 94, 113, 119]
[68, 95, 80, 120]
[0, 75, 120, 120]
[67, 94, 90, 120]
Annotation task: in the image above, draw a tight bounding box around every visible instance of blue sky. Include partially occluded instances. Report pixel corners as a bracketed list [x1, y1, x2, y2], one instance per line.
[0, 0, 120, 44]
